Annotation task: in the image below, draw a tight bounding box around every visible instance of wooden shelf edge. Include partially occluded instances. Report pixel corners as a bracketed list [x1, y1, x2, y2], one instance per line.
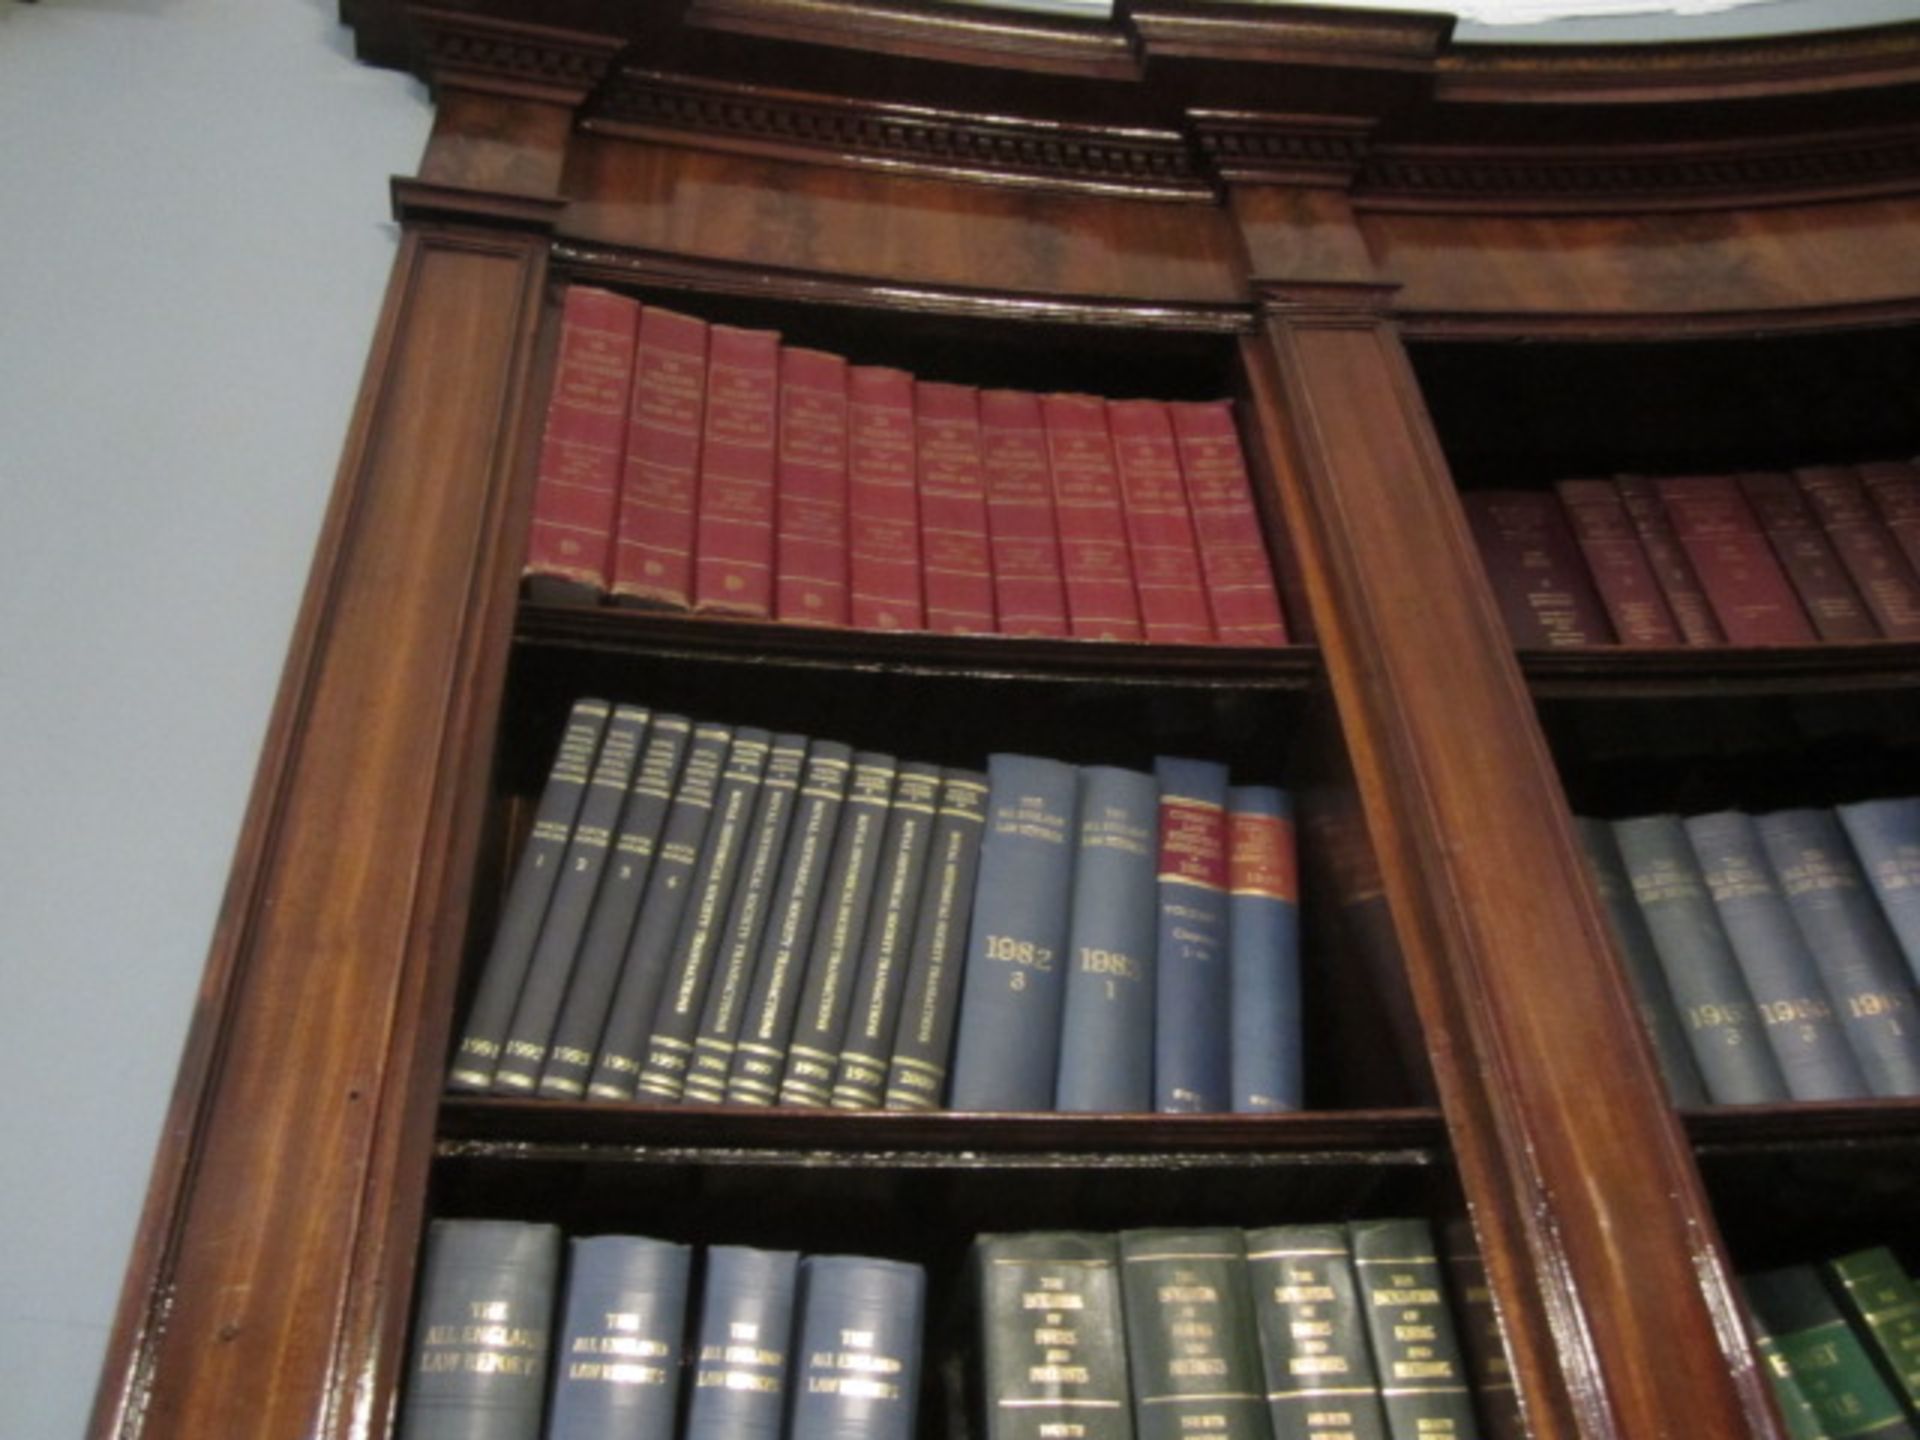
[1520, 639, 1920, 698]
[1684, 1096, 1920, 1150]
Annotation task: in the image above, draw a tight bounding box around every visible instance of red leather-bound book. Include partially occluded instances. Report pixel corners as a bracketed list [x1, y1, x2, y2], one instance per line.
[915, 380, 996, 634]
[847, 364, 923, 631]
[1108, 398, 1215, 645]
[525, 285, 639, 601]
[693, 323, 781, 617]
[1553, 479, 1681, 645]
[1613, 474, 1724, 645]
[1655, 473, 1816, 645]
[978, 389, 1070, 638]
[611, 305, 706, 610]
[1734, 471, 1878, 641]
[1462, 490, 1614, 648]
[1042, 392, 1143, 642]
[1859, 459, 1920, 577]
[1795, 464, 1920, 638]
[774, 346, 850, 627]
[1168, 400, 1290, 646]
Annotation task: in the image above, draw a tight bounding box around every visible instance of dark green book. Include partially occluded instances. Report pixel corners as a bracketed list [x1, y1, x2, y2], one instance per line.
[1119, 1228, 1272, 1440]
[1750, 1305, 1838, 1440]
[1745, 1263, 1919, 1440]
[1349, 1218, 1481, 1440]
[1244, 1225, 1389, 1440]
[974, 1232, 1134, 1440]
[1825, 1248, 1920, 1421]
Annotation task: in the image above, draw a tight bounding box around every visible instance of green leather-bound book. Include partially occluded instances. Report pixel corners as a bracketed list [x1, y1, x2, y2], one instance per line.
[1824, 1249, 1920, 1422]
[1349, 1219, 1481, 1440]
[974, 1232, 1135, 1440]
[1745, 1263, 1919, 1440]
[1244, 1225, 1388, 1440]
[1119, 1228, 1272, 1440]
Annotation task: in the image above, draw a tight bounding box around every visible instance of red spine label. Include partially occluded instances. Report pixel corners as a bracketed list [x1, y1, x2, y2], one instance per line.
[979, 389, 1069, 638]
[915, 381, 996, 634]
[694, 324, 780, 617]
[1795, 465, 1920, 639]
[1108, 398, 1215, 645]
[1554, 479, 1682, 645]
[1169, 401, 1290, 646]
[1614, 474, 1724, 645]
[775, 346, 850, 627]
[1157, 794, 1228, 890]
[612, 305, 706, 609]
[1656, 474, 1817, 645]
[526, 286, 638, 595]
[847, 365, 923, 631]
[1042, 393, 1142, 641]
[1734, 471, 1877, 641]
[1228, 811, 1297, 903]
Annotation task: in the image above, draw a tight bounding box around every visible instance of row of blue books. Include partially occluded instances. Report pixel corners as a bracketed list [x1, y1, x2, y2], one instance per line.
[447, 696, 1304, 1114]
[397, 1220, 924, 1440]
[1580, 798, 1920, 1105]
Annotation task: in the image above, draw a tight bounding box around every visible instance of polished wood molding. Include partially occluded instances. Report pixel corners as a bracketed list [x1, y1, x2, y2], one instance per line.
[390, 178, 567, 230]
[1127, 1, 1450, 73]
[1191, 110, 1374, 188]
[410, 6, 628, 105]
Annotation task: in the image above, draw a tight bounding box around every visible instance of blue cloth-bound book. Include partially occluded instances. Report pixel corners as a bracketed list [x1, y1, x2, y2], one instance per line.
[684, 1245, 801, 1440]
[1837, 796, 1920, 987]
[1153, 757, 1232, 1113]
[789, 1255, 927, 1440]
[948, 754, 1080, 1112]
[1228, 786, 1303, 1113]
[544, 1233, 693, 1440]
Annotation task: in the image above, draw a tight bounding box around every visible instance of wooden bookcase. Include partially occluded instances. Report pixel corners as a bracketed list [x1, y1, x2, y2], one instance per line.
[92, 4, 1920, 1438]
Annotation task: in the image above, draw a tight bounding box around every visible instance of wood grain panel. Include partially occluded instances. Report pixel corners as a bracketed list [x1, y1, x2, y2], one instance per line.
[419, 90, 574, 196]
[1232, 186, 1380, 286]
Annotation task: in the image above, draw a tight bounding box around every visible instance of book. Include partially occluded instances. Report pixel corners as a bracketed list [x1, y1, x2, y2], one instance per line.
[1613, 473, 1726, 645]
[1118, 1228, 1271, 1440]
[776, 346, 851, 627]
[1055, 766, 1160, 1114]
[847, 364, 924, 631]
[1837, 796, 1920, 987]
[1109, 398, 1216, 645]
[1043, 392, 1144, 642]
[544, 1234, 693, 1440]
[1460, 489, 1613, 648]
[1655, 473, 1817, 644]
[1554, 478, 1683, 645]
[492, 703, 651, 1095]
[1348, 1218, 1481, 1440]
[448, 699, 610, 1093]
[1154, 757, 1233, 1114]
[972, 1232, 1135, 1440]
[1747, 1304, 1830, 1440]
[1745, 1264, 1920, 1440]
[980, 388, 1072, 638]
[917, 380, 997, 634]
[1860, 460, 1920, 578]
[396, 1219, 562, 1440]
[1796, 464, 1920, 639]
[1170, 400, 1290, 646]
[1244, 1224, 1390, 1440]
[1736, 471, 1879, 641]
[693, 323, 781, 616]
[684, 1245, 802, 1440]
[789, 1255, 927, 1440]
[612, 304, 708, 611]
[524, 287, 638, 601]
[948, 754, 1081, 1112]
[1823, 1247, 1920, 1419]
[1229, 786, 1303, 1113]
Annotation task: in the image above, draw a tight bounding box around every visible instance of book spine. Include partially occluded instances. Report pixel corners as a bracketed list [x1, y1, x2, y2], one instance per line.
[1745, 1264, 1920, 1440]
[1109, 398, 1216, 645]
[1553, 478, 1682, 645]
[585, 722, 733, 1100]
[635, 727, 775, 1101]
[1613, 474, 1726, 645]
[1169, 400, 1290, 646]
[694, 324, 781, 617]
[775, 346, 851, 627]
[1348, 1218, 1482, 1440]
[1746, 1306, 1833, 1440]
[492, 704, 651, 1094]
[1685, 810, 1870, 1101]
[1611, 814, 1789, 1104]
[1824, 1247, 1920, 1418]
[882, 770, 991, 1112]
[1656, 473, 1817, 645]
[1229, 786, 1303, 1113]
[684, 1245, 802, 1440]
[972, 1231, 1135, 1440]
[1460, 489, 1614, 648]
[1118, 1228, 1272, 1440]
[1043, 392, 1144, 642]
[1796, 464, 1920, 639]
[1757, 808, 1920, 1098]
[396, 1219, 562, 1440]
[683, 733, 811, 1104]
[1054, 766, 1161, 1114]
[1244, 1225, 1391, 1440]
[524, 287, 637, 600]
[539, 715, 693, 1099]
[830, 762, 944, 1109]
[545, 1234, 693, 1440]
[980, 388, 1071, 638]
[948, 754, 1081, 1112]
[789, 1255, 927, 1440]
[611, 305, 707, 610]
[1154, 757, 1233, 1114]
[1735, 471, 1879, 641]
[917, 380, 997, 634]
[848, 364, 924, 631]
[1837, 796, 1920, 986]
[726, 741, 855, 1105]
[449, 699, 610, 1092]
[1860, 460, 1920, 578]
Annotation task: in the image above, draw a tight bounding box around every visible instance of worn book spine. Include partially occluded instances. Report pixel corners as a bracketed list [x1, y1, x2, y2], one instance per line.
[449, 699, 610, 1092]
[1553, 478, 1682, 645]
[1796, 464, 1920, 639]
[1860, 460, 1920, 578]
[396, 1219, 562, 1440]
[980, 388, 1071, 638]
[585, 721, 733, 1100]
[779, 755, 899, 1106]
[545, 1234, 693, 1440]
[848, 364, 924, 632]
[1244, 1225, 1390, 1440]
[524, 287, 638, 601]
[1055, 766, 1161, 1114]
[1154, 757, 1233, 1114]
[1736, 471, 1880, 641]
[1461, 489, 1614, 648]
[692, 323, 780, 617]
[726, 742, 855, 1105]
[611, 305, 707, 610]
[775, 345, 851, 627]
[917, 380, 997, 634]
[684, 1245, 802, 1440]
[1745, 1264, 1920, 1440]
[1747, 1304, 1832, 1440]
[948, 754, 1081, 1112]
[1824, 1247, 1920, 1418]
[1837, 796, 1920, 987]
[1656, 473, 1817, 645]
[1613, 473, 1726, 645]
[1229, 786, 1303, 1113]
[683, 733, 810, 1104]
[1109, 398, 1216, 645]
[1169, 400, 1289, 646]
[1349, 1218, 1482, 1440]
[789, 1255, 927, 1440]
[1044, 392, 1144, 642]
[1119, 1228, 1272, 1440]
[493, 704, 651, 1095]
[539, 715, 692, 1100]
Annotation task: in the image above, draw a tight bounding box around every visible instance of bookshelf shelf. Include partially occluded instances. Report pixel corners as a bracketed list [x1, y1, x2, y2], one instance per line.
[1521, 642, 1920, 700]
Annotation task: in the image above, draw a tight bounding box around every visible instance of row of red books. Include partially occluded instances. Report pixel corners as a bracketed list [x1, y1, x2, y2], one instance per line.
[1465, 463, 1920, 648]
[523, 285, 1291, 645]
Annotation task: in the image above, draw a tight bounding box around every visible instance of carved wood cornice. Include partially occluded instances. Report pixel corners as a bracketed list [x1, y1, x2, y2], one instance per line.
[410, 7, 627, 105]
[391, 178, 567, 231]
[1126, 1, 1450, 73]
[1190, 111, 1375, 187]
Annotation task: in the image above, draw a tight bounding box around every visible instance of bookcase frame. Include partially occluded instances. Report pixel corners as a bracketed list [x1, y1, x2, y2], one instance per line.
[93, 4, 1920, 1438]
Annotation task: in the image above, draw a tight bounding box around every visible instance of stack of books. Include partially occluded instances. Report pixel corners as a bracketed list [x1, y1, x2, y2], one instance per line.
[447, 697, 1303, 1115]
[521, 284, 1291, 647]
